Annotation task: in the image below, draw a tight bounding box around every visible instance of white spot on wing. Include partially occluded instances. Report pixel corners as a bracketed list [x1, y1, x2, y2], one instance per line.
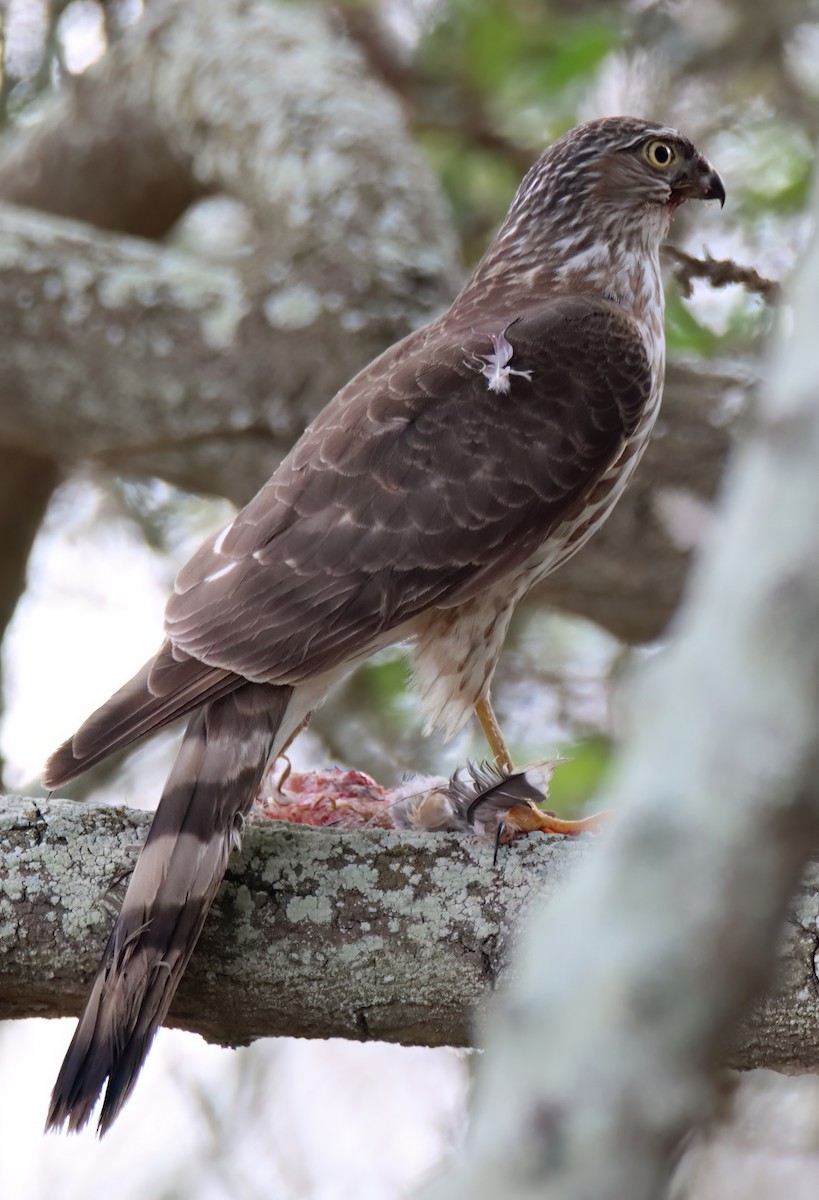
[466, 331, 532, 395]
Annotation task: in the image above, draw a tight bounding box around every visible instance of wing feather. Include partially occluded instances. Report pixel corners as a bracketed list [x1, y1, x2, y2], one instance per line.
[166, 295, 652, 684]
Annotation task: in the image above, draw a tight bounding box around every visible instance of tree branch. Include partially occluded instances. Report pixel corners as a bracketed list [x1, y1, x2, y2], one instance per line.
[0, 205, 305, 505]
[0, 0, 460, 507]
[0, 793, 576, 1042]
[1, 793, 817, 1067]
[663, 245, 783, 302]
[0, 0, 460, 261]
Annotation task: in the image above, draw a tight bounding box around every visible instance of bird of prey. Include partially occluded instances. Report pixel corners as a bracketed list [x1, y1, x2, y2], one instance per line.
[44, 116, 724, 1134]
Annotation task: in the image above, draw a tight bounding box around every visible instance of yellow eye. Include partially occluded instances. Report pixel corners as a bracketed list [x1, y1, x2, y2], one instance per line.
[644, 139, 676, 169]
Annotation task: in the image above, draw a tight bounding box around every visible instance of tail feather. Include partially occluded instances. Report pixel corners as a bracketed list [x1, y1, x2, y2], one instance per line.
[46, 681, 294, 1135]
[44, 645, 240, 790]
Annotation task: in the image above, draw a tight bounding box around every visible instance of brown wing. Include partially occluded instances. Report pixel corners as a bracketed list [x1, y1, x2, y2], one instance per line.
[165, 294, 651, 685]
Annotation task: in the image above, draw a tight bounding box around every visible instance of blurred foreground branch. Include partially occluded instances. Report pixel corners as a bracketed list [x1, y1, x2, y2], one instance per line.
[422, 164, 819, 1200]
[0, 793, 817, 1070]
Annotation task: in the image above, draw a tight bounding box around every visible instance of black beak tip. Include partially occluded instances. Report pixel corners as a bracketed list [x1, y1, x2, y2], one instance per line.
[704, 170, 726, 208]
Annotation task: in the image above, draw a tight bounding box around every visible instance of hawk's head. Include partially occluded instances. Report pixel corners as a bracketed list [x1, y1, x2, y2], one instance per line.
[478, 116, 724, 294]
[556, 116, 724, 214]
[511, 117, 724, 242]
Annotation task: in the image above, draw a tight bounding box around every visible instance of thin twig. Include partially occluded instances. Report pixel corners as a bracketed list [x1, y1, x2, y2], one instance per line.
[664, 244, 782, 302]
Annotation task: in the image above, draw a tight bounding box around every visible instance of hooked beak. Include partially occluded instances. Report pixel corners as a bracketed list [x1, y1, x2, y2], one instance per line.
[699, 167, 726, 207]
[672, 160, 726, 208]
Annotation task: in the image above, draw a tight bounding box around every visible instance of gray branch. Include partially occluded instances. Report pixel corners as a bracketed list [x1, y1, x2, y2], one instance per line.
[0, 0, 460, 505]
[1, 793, 816, 1067]
[0, 205, 322, 505]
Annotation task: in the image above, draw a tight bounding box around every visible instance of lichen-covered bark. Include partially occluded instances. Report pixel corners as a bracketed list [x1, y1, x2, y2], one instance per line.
[0, 205, 303, 503]
[0, 1, 460, 506]
[727, 861, 819, 1074]
[0, 794, 584, 1043]
[0, 793, 816, 1066]
[0, 0, 460, 279]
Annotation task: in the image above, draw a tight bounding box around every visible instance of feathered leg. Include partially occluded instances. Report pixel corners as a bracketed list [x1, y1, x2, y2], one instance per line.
[46, 681, 295, 1135]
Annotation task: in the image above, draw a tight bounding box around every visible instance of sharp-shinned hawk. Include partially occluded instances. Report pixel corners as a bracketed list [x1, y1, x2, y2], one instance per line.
[44, 116, 724, 1134]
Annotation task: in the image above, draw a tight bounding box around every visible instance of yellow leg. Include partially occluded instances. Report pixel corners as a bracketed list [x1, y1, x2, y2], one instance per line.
[474, 696, 608, 838]
[474, 696, 514, 772]
[502, 803, 609, 838]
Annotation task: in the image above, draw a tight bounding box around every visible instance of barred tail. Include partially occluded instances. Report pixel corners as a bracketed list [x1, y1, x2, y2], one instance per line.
[46, 681, 293, 1136]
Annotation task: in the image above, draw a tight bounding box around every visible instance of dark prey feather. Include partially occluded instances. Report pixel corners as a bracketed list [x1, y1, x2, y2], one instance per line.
[390, 760, 560, 835]
[446, 760, 557, 828]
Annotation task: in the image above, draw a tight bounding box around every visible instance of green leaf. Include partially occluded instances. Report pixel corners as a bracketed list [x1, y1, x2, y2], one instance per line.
[665, 291, 720, 357]
[358, 654, 411, 707]
[538, 21, 617, 92]
[463, 3, 529, 92]
[543, 735, 613, 815]
[738, 125, 813, 216]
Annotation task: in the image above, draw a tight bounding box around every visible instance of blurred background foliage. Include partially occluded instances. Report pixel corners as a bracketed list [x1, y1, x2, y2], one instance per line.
[0, 0, 812, 814]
